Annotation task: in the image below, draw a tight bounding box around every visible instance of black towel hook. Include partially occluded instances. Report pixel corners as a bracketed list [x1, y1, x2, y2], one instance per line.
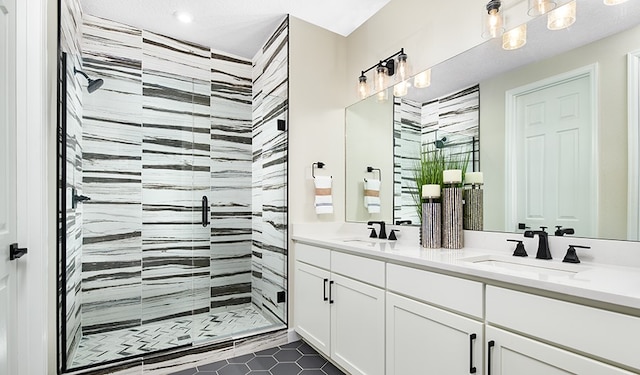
[366, 166, 381, 181]
[312, 162, 325, 178]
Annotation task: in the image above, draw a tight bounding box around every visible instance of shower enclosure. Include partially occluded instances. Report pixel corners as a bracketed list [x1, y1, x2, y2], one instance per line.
[58, 4, 288, 372]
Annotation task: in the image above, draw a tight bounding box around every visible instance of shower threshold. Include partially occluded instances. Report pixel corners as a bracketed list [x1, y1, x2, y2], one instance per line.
[69, 304, 284, 369]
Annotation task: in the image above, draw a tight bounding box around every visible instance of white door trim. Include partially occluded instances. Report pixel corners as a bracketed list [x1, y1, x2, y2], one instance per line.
[627, 50, 640, 241]
[505, 64, 599, 233]
[14, 0, 49, 373]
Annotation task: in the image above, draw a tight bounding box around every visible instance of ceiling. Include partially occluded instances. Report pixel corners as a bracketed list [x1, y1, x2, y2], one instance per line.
[80, 0, 391, 59]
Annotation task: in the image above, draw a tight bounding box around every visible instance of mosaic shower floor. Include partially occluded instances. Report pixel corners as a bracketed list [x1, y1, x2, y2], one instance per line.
[70, 305, 283, 369]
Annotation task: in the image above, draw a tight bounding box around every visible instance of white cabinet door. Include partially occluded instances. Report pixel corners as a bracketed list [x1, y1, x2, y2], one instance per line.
[330, 273, 385, 375]
[386, 292, 483, 375]
[486, 326, 636, 375]
[294, 261, 331, 355]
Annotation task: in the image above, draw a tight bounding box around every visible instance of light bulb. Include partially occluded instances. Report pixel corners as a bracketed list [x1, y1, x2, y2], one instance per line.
[357, 74, 369, 99]
[482, 1, 504, 39]
[547, 1, 576, 30]
[397, 53, 410, 82]
[502, 24, 527, 51]
[414, 69, 431, 88]
[375, 64, 388, 91]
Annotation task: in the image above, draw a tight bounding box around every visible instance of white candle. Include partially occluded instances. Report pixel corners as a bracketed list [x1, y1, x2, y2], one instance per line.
[443, 169, 462, 184]
[422, 184, 440, 198]
[465, 172, 484, 185]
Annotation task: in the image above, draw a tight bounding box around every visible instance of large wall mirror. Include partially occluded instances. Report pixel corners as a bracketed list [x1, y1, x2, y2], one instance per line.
[345, 0, 640, 242]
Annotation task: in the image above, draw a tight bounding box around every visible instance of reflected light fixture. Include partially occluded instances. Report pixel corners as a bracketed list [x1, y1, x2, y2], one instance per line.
[393, 81, 409, 97]
[603, 0, 628, 5]
[547, 1, 576, 30]
[528, 0, 557, 16]
[174, 10, 193, 23]
[502, 24, 527, 50]
[482, 0, 504, 39]
[413, 69, 431, 88]
[355, 48, 408, 99]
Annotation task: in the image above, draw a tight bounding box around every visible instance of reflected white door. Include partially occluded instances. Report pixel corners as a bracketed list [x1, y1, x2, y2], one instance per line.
[0, 0, 17, 373]
[513, 73, 594, 236]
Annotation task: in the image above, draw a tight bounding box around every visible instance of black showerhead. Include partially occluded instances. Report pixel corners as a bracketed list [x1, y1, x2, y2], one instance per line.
[434, 136, 447, 148]
[74, 67, 104, 93]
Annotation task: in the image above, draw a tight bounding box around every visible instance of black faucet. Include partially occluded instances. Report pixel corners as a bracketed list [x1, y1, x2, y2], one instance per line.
[524, 226, 551, 259]
[367, 221, 387, 239]
[554, 226, 575, 236]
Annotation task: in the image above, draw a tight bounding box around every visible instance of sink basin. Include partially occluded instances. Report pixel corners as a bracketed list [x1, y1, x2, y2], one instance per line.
[460, 255, 585, 278]
[340, 238, 391, 246]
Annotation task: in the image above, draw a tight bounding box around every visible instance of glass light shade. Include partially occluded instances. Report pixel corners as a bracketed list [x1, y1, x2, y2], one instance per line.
[603, 0, 628, 5]
[502, 24, 527, 50]
[357, 75, 369, 99]
[482, 8, 504, 38]
[414, 69, 431, 88]
[397, 54, 411, 82]
[375, 65, 388, 91]
[547, 1, 576, 30]
[376, 89, 388, 102]
[393, 81, 409, 97]
[528, 0, 557, 16]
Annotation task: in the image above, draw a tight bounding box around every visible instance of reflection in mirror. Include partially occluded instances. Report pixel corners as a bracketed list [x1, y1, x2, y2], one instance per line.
[345, 0, 640, 242]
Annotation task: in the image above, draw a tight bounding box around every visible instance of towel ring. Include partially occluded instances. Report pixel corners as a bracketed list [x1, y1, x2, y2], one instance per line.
[366, 166, 381, 181]
[312, 162, 328, 178]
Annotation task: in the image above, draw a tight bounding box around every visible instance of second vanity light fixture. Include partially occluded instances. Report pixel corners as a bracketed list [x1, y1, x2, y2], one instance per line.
[357, 48, 410, 99]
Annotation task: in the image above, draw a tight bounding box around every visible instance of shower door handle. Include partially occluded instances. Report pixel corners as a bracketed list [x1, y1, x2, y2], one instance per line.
[202, 196, 210, 227]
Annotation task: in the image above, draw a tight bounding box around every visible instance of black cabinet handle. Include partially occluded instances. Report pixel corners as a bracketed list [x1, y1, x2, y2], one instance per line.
[488, 340, 495, 375]
[323, 278, 328, 301]
[9, 243, 28, 260]
[202, 196, 210, 227]
[469, 333, 477, 373]
[329, 280, 334, 304]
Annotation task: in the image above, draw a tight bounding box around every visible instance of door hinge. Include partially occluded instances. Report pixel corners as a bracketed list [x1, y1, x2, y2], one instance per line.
[10, 243, 27, 260]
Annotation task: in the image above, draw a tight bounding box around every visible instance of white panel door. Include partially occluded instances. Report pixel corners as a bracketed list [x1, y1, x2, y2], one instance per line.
[293, 261, 331, 356]
[386, 292, 483, 375]
[515, 74, 593, 236]
[486, 326, 635, 375]
[0, 0, 17, 373]
[330, 273, 385, 375]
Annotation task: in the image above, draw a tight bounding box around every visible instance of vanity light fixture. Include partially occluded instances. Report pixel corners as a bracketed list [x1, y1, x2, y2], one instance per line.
[413, 69, 431, 88]
[603, 0, 628, 5]
[502, 24, 527, 50]
[528, 0, 557, 16]
[547, 1, 576, 30]
[482, 0, 504, 39]
[356, 48, 408, 99]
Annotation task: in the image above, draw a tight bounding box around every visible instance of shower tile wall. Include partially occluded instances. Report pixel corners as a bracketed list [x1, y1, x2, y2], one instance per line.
[75, 13, 288, 339]
[251, 18, 289, 323]
[60, 0, 84, 361]
[209, 51, 253, 311]
[393, 98, 421, 224]
[80, 14, 143, 335]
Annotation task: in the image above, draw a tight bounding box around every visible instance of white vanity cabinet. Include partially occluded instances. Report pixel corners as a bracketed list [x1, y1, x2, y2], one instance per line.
[385, 264, 484, 375]
[294, 243, 385, 375]
[486, 286, 640, 374]
[486, 326, 636, 375]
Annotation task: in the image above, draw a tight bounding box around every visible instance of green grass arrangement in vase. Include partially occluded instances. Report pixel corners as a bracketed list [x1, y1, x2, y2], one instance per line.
[411, 146, 445, 223]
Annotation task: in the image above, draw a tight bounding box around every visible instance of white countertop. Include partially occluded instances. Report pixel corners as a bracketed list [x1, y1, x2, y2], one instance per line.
[292, 223, 640, 312]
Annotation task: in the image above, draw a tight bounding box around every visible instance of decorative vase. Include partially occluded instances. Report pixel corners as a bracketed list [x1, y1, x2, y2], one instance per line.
[463, 186, 483, 231]
[422, 199, 441, 248]
[442, 185, 463, 249]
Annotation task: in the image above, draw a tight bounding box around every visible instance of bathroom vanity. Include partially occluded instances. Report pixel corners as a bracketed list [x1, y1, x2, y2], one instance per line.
[292, 223, 640, 375]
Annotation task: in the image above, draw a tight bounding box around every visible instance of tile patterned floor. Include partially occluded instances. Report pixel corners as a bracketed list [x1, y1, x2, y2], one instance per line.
[169, 340, 346, 375]
[71, 305, 281, 368]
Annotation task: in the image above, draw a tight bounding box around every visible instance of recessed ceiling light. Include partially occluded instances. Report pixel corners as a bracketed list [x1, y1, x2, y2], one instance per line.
[174, 11, 193, 24]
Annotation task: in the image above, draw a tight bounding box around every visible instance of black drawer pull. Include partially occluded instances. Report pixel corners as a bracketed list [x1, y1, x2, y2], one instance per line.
[329, 280, 334, 304]
[469, 333, 477, 373]
[202, 196, 210, 227]
[323, 278, 328, 301]
[488, 340, 495, 375]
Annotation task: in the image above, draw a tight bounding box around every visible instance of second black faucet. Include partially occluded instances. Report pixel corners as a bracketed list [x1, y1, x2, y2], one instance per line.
[367, 221, 387, 239]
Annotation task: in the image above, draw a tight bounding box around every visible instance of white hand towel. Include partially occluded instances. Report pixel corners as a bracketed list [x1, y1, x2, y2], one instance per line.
[314, 175, 333, 214]
[364, 178, 381, 214]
